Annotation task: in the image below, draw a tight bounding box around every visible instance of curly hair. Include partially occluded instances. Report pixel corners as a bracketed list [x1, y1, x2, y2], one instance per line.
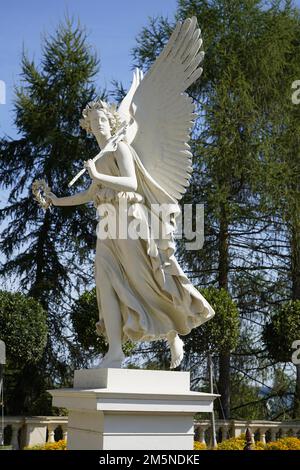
[79, 100, 122, 136]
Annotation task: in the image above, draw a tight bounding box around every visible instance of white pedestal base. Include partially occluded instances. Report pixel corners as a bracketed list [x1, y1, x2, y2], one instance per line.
[49, 368, 217, 450]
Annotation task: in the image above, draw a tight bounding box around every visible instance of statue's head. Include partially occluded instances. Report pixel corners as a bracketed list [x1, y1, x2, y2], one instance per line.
[80, 100, 122, 139]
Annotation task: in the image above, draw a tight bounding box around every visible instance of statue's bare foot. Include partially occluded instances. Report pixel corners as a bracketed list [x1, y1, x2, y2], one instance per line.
[96, 350, 125, 369]
[167, 333, 184, 369]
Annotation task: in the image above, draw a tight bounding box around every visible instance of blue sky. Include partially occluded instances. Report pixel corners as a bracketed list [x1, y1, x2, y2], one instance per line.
[1, 0, 300, 139]
[0, 0, 178, 139]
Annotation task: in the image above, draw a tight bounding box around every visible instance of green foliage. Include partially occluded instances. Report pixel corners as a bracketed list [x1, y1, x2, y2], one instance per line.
[0, 17, 101, 310]
[184, 287, 240, 354]
[230, 373, 266, 420]
[71, 288, 107, 354]
[0, 290, 47, 364]
[194, 435, 300, 451]
[1, 0, 300, 420]
[132, 0, 300, 420]
[24, 439, 67, 450]
[263, 304, 300, 418]
[194, 441, 207, 450]
[265, 437, 300, 451]
[263, 300, 300, 363]
[71, 288, 134, 357]
[0, 17, 104, 414]
[216, 434, 246, 451]
[0, 290, 50, 415]
[216, 434, 265, 450]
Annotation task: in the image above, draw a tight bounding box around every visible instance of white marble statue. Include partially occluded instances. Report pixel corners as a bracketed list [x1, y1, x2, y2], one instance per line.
[41, 17, 215, 369]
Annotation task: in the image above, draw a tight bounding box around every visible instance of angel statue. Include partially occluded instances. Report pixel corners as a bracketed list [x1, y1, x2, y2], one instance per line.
[44, 17, 215, 369]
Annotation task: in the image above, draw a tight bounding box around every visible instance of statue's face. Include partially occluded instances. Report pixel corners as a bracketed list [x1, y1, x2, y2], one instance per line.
[89, 109, 112, 140]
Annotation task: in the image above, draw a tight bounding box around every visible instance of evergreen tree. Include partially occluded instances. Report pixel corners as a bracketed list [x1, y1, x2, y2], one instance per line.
[258, 7, 300, 417]
[0, 18, 104, 410]
[132, 0, 300, 418]
[263, 301, 300, 417]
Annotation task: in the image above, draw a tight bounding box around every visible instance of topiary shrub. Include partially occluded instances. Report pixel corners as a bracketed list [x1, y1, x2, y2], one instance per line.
[263, 300, 300, 363]
[185, 287, 240, 355]
[70, 288, 133, 356]
[0, 290, 47, 365]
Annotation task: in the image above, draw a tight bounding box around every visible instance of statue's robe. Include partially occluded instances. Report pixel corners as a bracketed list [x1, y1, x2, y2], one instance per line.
[92, 142, 215, 343]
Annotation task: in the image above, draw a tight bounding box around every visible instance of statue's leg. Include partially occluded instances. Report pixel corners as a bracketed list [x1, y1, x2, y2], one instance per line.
[96, 267, 125, 368]
[167, 331, 184, 369]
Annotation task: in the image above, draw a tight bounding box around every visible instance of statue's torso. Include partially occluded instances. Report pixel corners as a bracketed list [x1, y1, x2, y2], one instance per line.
[90, 150, 144, 208]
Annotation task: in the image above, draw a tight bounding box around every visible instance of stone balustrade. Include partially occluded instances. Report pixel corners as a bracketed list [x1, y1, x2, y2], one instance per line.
[2, 416, 68, 449]
[2, 416, 300, 448]
[194, 419, 300, 445]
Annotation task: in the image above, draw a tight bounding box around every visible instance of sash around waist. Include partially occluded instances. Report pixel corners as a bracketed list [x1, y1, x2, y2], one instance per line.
[93, 187, 144, 207]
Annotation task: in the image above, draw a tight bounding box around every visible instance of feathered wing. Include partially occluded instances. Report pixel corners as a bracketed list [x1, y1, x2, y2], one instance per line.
[118, 68, 143, 117]
[129, 16, 204, 201]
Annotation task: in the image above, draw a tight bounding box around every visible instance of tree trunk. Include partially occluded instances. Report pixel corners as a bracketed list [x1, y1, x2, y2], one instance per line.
[293, 364, 300, 419]
[28, 211, 52, 308]
[291, 222, 300, 417]
[218, 203, 229, 288]
[217, 201, 231, 419]
[218, 351, 231, 419]
[291, 223, 300, 301]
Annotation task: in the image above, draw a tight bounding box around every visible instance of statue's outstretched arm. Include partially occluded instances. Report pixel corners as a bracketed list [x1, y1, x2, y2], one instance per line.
[48, 185, 94, 207]
[84, 141, 137, 192]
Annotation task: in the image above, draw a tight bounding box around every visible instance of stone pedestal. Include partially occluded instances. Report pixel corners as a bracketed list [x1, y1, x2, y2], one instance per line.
[49, 368, 217, 450]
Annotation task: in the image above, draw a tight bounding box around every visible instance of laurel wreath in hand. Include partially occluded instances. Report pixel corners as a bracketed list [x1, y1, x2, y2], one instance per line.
[32, 179, 52, 210]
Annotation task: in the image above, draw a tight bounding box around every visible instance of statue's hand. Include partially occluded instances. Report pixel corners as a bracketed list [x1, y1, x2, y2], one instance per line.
[47, 192, 59, 206]
[84, 159, 97, 179]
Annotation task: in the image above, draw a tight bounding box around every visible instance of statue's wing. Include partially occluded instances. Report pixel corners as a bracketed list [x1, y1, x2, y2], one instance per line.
[117, 68, 143, 145]
[118, 68, 144, 121]
[130, 17, 204, 201]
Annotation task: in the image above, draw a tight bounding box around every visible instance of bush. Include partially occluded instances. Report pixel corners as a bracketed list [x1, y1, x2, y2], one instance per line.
[0, 290, 47, 365]
[194, 441, 207, 450]
[24, 440, 67, 450]
[70, 288, 133, 356]
[206, 435, 300, 451]
[263, 300, 300, 363]
[217, 435, 245, 450]
[254, 441, 266, 450]
[190, 287, 240, 354]
[216, 434, 265, 450]
[265, 437, 300, 450]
